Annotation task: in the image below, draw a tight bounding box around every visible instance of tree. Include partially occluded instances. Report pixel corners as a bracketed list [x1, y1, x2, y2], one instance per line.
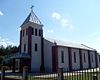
[0, 45, 19, 68]
[0, 45, 5, 56]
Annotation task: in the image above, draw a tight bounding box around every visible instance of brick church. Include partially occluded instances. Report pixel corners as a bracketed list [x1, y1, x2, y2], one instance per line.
[11, 8, 100, 72]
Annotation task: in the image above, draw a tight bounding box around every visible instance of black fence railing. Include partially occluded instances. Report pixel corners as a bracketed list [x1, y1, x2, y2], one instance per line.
[63, 68, 99, 80]
[1, 66, 100, 80]
[28, 68, 100, 80]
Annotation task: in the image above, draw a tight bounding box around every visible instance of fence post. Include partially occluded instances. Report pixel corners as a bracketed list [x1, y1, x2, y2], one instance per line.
[58, 68, 64, 80]
[22, 66, 28, 80]
[12, 59, 15, 73]
[93, 75, 98, 80]
[1, 66, 5, 80]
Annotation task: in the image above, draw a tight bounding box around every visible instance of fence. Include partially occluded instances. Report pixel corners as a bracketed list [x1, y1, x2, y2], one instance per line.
[28, 68, 99, 80]
[1, 66, 100, 80]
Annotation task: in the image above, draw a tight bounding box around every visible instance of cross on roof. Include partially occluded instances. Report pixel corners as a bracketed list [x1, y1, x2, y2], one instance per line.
[30, 5, 34, 11]
[20, 5, 43, 27]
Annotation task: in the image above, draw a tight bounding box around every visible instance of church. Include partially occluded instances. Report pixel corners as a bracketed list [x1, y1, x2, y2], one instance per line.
[11, 8, 100, 72]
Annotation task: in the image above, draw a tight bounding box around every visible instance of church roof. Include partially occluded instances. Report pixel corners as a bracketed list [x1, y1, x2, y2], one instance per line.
[45, 38, 96, 51]
[21, 8, 43, 27]
[10, 52, 31, 59]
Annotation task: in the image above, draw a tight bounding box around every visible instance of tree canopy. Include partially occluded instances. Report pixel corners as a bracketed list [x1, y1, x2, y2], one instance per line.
[0, 45, 19, 56]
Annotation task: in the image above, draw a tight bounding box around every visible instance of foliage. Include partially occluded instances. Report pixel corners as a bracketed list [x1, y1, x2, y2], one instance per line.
[0, 56, 3, 66]
[0, 45, 19, 55]
[0, 45, 19, 68]
[0, 45, 6, 55]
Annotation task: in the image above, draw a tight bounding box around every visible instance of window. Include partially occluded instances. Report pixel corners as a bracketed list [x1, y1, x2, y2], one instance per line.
[99, 56, 100, 62]
[84, 53, 86, 62]
[32, 28, 34, 35]
[91, 54, 93, 62]
[74, 52, 76, 63]
[39, 29, 41, 36]
[24, 44, 26, 52]
[21, 30, 22, 37]
[26, 28, 28, 35]
[35, 28, 37, 36]
[61, 51, 64, 63]
[35, 43, 38, 51]
[23, 30, 24, 37]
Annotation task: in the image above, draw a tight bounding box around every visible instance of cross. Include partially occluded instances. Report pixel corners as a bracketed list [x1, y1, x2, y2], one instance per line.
[30, 5, 34, 10]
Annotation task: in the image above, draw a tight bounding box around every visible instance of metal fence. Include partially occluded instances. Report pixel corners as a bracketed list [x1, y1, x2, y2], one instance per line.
[27, 68, 100, 80]
[63, 68, 99, 80]
[1, 66, 100, 80]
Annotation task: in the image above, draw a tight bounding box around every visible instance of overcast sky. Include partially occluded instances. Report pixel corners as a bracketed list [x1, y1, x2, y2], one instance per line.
[0, 0, 100, 51]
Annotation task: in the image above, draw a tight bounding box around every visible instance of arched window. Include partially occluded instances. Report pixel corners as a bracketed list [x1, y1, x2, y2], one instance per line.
[32, 28, 34, 35]
[24, 44, 26, 52]
[35, 43, 38, 52]
[39, 29, 41, 36]
[99, 55, 100, 62]
[74, 52, 76, 63]
[35, 28, 37, 36]
[84, 53, 86, 62]
[61, 51, 64, 63]
[23, 30, 24, 37]
[91, 54, 93, 62]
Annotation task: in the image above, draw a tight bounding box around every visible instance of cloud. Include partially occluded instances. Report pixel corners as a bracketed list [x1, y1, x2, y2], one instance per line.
[0, 37, 15, 47]
[69, 24, 73, 29]
[0, 11, 3, 16]
[47, 29, 54, 33]
[91, 32, 98, 36]
[43, 27, 54, 37]
[51, 12, 73, 29]
[61, 19, 73, 29]
[18, 27, 21, 32]
[52, 12, 61, 20]
[61, 19, 69, 27]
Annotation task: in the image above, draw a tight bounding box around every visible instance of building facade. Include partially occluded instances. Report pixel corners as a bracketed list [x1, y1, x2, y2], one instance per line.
[18, 9, 100, 72]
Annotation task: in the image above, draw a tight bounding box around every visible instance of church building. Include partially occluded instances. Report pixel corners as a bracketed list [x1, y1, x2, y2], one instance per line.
[13, 8, 100, 72]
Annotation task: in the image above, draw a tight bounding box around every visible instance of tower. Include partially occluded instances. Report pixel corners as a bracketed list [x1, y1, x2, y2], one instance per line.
[20, 6, 45, 72]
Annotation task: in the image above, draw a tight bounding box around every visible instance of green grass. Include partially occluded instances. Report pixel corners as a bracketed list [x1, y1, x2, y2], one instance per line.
[28, 76, 57, 80]
[28, 72, 100, 80]
[64, 73, 93, 80]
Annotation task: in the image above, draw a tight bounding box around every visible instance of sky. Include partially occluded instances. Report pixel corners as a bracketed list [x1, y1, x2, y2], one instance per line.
[0, 0, 100, 51]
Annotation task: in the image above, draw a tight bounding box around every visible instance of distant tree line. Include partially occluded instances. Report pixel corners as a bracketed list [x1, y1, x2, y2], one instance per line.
[0, 45, 19, 67]
[0, 45, 19, 56]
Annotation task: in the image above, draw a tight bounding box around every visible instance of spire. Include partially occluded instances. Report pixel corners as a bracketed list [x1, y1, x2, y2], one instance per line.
[21, 6, 43, 27]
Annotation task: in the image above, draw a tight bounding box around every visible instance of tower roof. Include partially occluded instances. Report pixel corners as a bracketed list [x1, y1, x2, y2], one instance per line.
[21, 7, 43, 27]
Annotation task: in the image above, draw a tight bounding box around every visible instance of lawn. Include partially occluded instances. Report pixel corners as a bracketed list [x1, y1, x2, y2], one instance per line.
[28, 72, 100, 80]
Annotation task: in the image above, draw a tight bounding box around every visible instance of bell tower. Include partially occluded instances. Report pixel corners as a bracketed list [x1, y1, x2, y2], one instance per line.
[20, 6, 45, 72]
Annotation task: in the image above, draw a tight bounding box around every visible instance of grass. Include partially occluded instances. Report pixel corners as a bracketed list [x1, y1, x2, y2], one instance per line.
[28, 72, 100, 80]
[64, 73, 93, 80]
[28, 77, 56, 80]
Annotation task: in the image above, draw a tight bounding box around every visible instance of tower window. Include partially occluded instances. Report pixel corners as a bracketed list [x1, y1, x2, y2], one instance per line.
[35, 43, 38, 51]
[99, 56, 100, 62]
[24, 44, 26, 52]
[32, 28, 34, 35]
[39, 29, 41, 36]
[74, 52, 76, 63]
[61, 51, 64, 63]
[35, 28, 37, 36]
[91, 54, 93, 62]
[23, 30, 24, 37]
[84, 53, 86, 62]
